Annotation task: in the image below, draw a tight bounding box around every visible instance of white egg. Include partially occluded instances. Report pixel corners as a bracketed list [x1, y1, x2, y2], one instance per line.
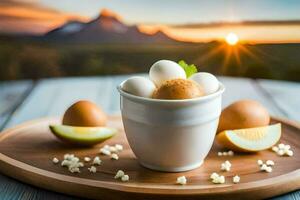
[122, 76, 156, 98]
[189, 72, 219, 95]
[149, 60, 186, 87]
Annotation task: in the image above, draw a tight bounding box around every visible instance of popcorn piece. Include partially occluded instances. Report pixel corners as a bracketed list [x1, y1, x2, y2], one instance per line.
[176, 176, 187, 185]
[257, 160, 263, 165]
[265, 166, 273, 173]
[88, 166, 97, 173]
[111, 153, 119, 160]
[222, 152, 228, 156]
[233, 175, 240, 183]
[84, 157, 91, 162]
[266, 160, 274, 166]
[212, 175, 225, 184]
[121, 175, 129, 182]
[273, 143, 294, 157]
[210, 172, 219, 180]
[100, 148, 111, 156]
[278, 143, 285, 149]
[109, 146, 118, 153]
[93, 156, 102, 165]
[217, 152, 223, 156]
[59, 154, 84, 173]
[114, 169, 129, 182]
[221, 160, 231, 171]
[52, 157, 59, 164]
[260, 163, 273, 173]
[219, 176, 225, 184]
[115, 144, 123, 151]
[212, 178, 220, 184]
[210, 173, 225, 184]
[115, 170, 125, 179]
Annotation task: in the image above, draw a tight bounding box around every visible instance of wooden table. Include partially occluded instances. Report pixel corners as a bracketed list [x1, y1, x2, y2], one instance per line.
[0, 75, 299, 200]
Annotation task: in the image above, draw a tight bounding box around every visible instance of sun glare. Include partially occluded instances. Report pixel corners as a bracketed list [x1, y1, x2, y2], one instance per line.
[226, 33, 239, 46]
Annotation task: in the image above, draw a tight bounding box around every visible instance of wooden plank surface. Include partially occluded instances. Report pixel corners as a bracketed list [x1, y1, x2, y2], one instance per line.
[0, 80, 33, 130]
[0, 75, 299, 200]
[5, 77, 114, 128]
[258, 79, 300, 122]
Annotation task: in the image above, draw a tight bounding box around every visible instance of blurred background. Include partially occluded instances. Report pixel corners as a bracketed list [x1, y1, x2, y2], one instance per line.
[0, 0, 300, 81]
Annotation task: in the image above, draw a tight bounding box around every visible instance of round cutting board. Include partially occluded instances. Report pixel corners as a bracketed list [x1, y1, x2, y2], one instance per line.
[0, 116, 299, 200]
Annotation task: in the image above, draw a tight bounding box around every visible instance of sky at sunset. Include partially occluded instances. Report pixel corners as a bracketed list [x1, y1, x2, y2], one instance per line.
[1, 0, 300, 43]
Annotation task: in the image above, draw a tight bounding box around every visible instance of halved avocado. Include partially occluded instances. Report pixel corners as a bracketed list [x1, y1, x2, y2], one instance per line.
[49, 125, 117, 146]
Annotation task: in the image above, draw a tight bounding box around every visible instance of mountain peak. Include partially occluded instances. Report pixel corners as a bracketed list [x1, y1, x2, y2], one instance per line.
[99, 8, 122, 21]
[44, 8, 176, 44]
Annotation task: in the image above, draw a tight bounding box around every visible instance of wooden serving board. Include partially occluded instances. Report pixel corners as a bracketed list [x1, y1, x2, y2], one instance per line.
[0, 116, 299, 200]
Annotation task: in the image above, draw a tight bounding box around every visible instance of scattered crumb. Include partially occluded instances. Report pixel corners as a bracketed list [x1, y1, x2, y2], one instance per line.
[93, 156, 102, 165]
[100, 144, 124, 156]
[218, 150, 234, 156]
[114, 170, 129, 182]
[260, 164, 273, 173]
[176, 176, 187, 185]
[109, 146, 118, 153]
[266, 160, 275, 166]
[115, 144, 123, 151]
[61, 154, 84, 173]
[233, 175, 240, 183]
[221, 160, 231, 171]
[84, 157, 91, 162]
[52, 157, 59, 164]
[88, 166, 97, 173]
[210, 172, 219, 180]
[111, 153, 119, 160]
[210, 173, 225, 184]
[115, 170, 125, 179]
[257, 160, 263, 166]
[100, 148, 111, 156]
[272, 143, 294, 157]
[266, 166, 273, 173]
[121, 175, 129, 182]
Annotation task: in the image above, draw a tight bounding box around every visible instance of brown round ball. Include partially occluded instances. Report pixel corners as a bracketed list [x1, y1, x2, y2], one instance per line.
[152, 79, 204, 100]
[63, 100, 107, 127]
[217, 99, 270, 133]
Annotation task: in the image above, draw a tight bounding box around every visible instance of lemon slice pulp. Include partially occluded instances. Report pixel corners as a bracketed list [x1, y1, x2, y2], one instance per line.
[216, 123, 281, 152]
[50, 125, 117, 146]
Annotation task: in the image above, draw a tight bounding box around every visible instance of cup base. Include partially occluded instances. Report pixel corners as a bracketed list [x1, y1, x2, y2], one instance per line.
[139, 160, 204, 172]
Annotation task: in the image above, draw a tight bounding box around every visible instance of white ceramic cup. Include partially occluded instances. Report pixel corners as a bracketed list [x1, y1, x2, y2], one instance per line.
[117, 82, 225, 172]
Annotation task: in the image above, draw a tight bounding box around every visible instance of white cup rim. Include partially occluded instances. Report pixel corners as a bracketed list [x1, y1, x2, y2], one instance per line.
[117, 81, 225, 105]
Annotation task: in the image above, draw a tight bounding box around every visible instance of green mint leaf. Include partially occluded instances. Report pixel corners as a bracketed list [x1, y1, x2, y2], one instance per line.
[178, 60, 198, 78]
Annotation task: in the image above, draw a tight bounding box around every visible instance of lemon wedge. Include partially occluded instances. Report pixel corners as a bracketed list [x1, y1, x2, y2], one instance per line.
[50, 125, 117, 146]
[216, 123, 281, 152]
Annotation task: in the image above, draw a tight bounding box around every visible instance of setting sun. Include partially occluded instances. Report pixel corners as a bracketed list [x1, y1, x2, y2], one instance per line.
[226, 33, 239, 45]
